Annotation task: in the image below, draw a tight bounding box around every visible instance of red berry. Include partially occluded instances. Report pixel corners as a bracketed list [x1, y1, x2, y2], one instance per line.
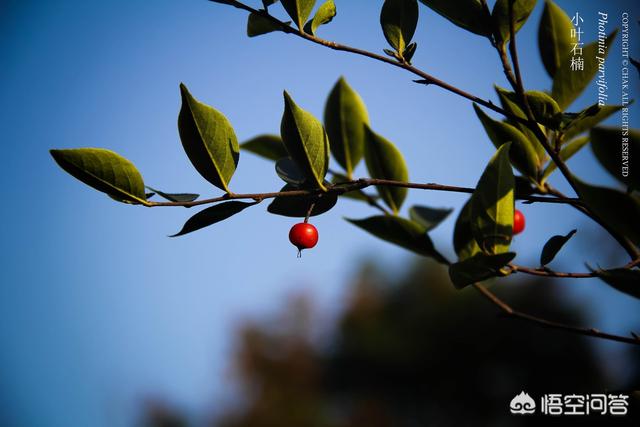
[289, 223, 318, 256]
[513, 209, 525, 235]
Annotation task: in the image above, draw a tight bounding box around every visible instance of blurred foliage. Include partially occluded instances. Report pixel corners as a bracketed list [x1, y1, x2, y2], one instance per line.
[142, 260, 640, 426]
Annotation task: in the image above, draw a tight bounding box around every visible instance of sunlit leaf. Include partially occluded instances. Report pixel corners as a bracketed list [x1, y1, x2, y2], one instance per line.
[363, 125, 409, 213]
[281, 91, 330, 191]
[324, 77, 369, 177]
[470, 143, 515, 254]
[453, 199, 482, 261]
[280, 0, 316, 29]
[491, 0, 537, 47]
[247, 12, 289, 37]
[541, 135, 589, 182]
[50, 148, 148, 204]
[537, 0, 574, 77]
[562, 104, 623, 141]
[303, 0, 336, 35]
[178, 83, 239, 193]
[380, 0, 419, 55]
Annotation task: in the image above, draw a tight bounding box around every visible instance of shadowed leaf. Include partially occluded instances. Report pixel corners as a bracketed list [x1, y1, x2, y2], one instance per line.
[170, 201, 257, 237]
[449, 252, 516, 289]
[541, 136, 589, 182]
[304, 0, 336, 35]
[247, 12, 290, 37]
[280, 0, 316, 29]
[418, 0, 491, 36]
[409, 205, 453, 232]
[562, 104, 623, 141]
[50, 148, 147, 204]
[537, 0, 574, 77]
[268, 184, 337, 217]
[275, 157, 307, 185]
[540, 229, 576, 266]
[593, 268, 640, 300]
[346, 215, 448, 264]
[240, 134, 288, 161]
[380, 0, 419, 55]
[146, 186, 199, 203]
[491, 0, 537, 47]
[453, 199, 482, 261]
[591, 127, 640, 190]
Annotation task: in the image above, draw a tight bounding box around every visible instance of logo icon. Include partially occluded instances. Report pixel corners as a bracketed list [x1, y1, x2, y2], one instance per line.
[510, 391, 536, 415]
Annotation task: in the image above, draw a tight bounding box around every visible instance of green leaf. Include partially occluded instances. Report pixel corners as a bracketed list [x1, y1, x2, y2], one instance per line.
[346, 215, 448, 264]
[537, 0, 574, 77]
[281, 91, 330, 191]
[267, 184, 338, 217]
[524, 90, 562, 129]
[170, 201, 257, 237]
[380, 0, 419, 55]
[303, 0, 336, 35]
[470, 143, 515, 255]
[280, 0, 316, 29]
[275, 157, 307, 185]
[145, 186, 199, 203]
[591, 126, 640, 190]
[363, 125, 409, 213]
[562, 104, 623, 141]
[593, 268, 640, 300]
[50, 148, 148, 204]
[453, 199, 482, 261]
[178, 83, 239, 193]
[491, 0, 537, 47]
[418, 0, 492, 36]
[247, 12, 289, 37]
[449, 252, 516, 289]
[552, 31, 617, 110]
[541, 135, 589, 182]
[494, 86, 546, 161]
[403, 42, 417, 63]
[323, 77, 370, 177]
[330, 172, 376, 202]
[240, 134, 288, 162]
[409, 205, 453, 232]
[473, 103, 540, 180]
[575, 178, 640, 246]
[540, 229, 576, 266]
[263, 0, 279, 8]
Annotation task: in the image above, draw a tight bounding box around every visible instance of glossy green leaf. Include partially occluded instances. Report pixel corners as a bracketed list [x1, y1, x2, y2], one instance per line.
[418, 0, 492, 36]
[575, 178, 640, 246]
[473, 103, 540, 179]
[552, 31, 617, 110]
[281, 91, 330, 191]
[275, 157, 307, 185]
[380, 0, 419, 55]
[247, 12, 289, 37]
[363, 125, 409, 213]
[491, 0, 537, 46]
[593, 268, 640, 300]
[562, 104, 623, 141]
[323, 77, 369, 177]
[145, 186, 199, 203]
[537, 0, 574, 77]
[541, 135, 589, 182]
[525, 90, 562, 128]
[449, 252, 516, 289]
[409, 205, 453, 232]
[540, 229, 576, 266]
[591, 127, 640, 190]
[494, 86, 546, 161]
[268, 184, 338, 217]
[170, 201, 257, 237]
[240, 134, 288, 162]
[178, 83, 239, 193]
[470, 143, 515, 254]
[303, 0, 336, 35]
[280, 0, 316, 29]
[453, 199, 482, 261]
[346, 215, 448, 264]
[50, 148, 148, 204]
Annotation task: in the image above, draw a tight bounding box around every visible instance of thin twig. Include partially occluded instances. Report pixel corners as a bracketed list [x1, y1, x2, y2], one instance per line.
[146, 178, 580, 208]
[509, 264, 595, 278]
[472, 283, 640, 346]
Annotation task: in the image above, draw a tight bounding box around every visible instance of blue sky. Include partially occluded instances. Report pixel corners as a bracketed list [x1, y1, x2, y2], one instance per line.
[1, 1, 639, 426]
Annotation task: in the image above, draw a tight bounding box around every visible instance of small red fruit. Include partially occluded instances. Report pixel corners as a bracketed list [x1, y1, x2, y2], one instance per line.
[513, 209, 525, 235]
[289, 222, 319, 256]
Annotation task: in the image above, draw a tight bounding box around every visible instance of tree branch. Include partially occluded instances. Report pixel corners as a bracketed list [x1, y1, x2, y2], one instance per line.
[472, 283, 640, 346]
[146, 178, 580, 208]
